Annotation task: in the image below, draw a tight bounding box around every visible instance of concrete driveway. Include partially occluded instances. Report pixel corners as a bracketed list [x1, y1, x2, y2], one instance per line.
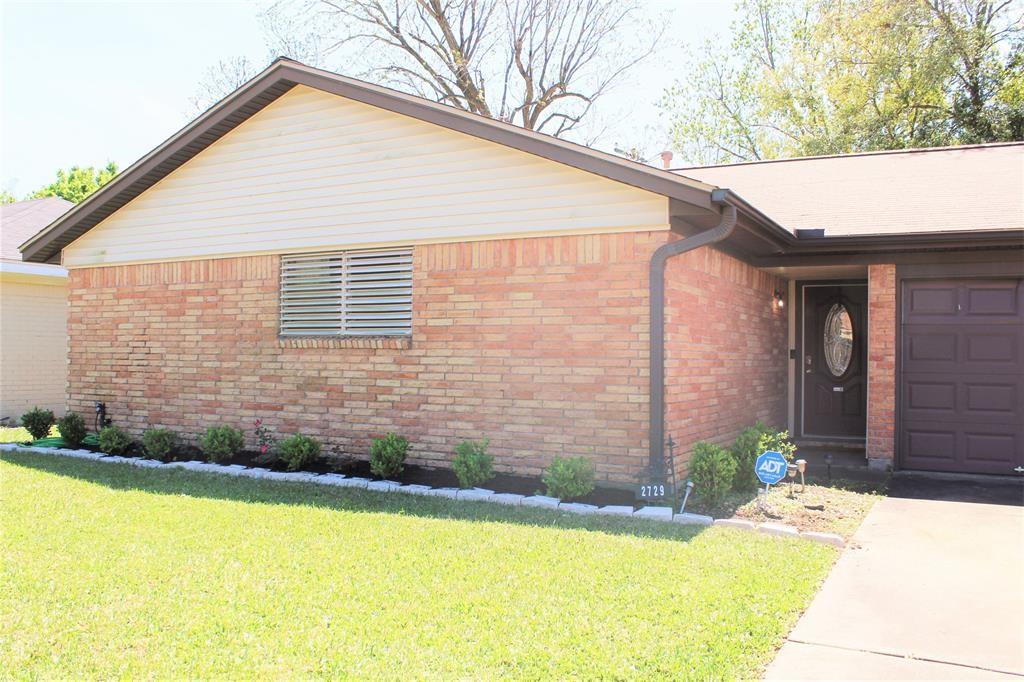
[766, 479, 1024, 679]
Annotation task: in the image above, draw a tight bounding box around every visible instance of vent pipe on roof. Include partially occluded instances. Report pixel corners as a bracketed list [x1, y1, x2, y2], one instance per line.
[648, 190, 737, 484]
[659, 151, 674, 169]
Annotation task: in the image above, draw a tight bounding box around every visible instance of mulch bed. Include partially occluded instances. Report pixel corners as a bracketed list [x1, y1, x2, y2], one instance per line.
[19, 437, 637, 507]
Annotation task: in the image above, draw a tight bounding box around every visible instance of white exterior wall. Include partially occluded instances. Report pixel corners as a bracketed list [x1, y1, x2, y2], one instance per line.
[0, 274, 68, 421]
[63, 86, 669, 267]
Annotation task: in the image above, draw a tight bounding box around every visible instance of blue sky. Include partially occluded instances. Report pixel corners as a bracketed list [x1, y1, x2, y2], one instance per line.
[1, 0, 734, 196]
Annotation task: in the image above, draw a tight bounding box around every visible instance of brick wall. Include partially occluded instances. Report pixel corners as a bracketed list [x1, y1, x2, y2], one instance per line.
[663, 246, 788, 473]
[67, 232, 793, 484]
[68, 233, 671, 483]
[867, 263, 896, 465]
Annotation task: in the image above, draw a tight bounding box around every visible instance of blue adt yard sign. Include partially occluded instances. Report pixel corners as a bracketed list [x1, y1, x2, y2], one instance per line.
[755, 451, 788, 485]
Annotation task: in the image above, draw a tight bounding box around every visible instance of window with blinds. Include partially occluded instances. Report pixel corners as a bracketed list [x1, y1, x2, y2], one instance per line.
[279, 248, 413, 337]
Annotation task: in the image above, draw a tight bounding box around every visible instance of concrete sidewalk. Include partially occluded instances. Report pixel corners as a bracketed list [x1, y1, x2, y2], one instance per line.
[766, 493, 1024, 679]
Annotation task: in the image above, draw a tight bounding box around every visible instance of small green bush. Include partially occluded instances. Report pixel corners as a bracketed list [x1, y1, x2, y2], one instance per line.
[98, 425, 132, 455]
[142, 428, 179, 460]
[452, 439, 494, 489]
[57, 412, 88, 448]
[689, 441, 737, 507]
[370, 432, 409, 479]
[542, 456, 595, 501]
[757, 428, 797, 463]
[200, 425, 245, 462]
[21, 407, 55, 441]
[730, 421, 772, 491]
[278, 433, 321, 471]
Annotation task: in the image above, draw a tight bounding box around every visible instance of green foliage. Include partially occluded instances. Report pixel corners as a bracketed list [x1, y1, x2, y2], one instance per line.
[278, 433, 321, 471]
[98, 425, 132, 455]
[30, 162, 118, 203]
[757, 428, 797, 463]
[21, 407, 55, 441]
[0, 189, 17, 204]
[730, 421, 773, 491]
[689, 442, 737, 507]
[542, 456, 596, 501]
[369, 432, 409, 479]
[56, 412, 88, 448]
[200, 425, 244, 463]
[661, 0, 1024, 164]
[142, 428, 179, 460]
[452, 439, 494, 489]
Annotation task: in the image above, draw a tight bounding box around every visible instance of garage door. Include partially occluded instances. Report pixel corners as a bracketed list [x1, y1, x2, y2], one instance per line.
[901, 277, 1024, 475]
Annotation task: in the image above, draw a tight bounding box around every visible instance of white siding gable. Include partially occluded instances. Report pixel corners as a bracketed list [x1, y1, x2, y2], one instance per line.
[63, 85, 669, 267]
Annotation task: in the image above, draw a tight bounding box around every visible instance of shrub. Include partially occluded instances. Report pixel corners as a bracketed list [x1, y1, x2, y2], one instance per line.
[757, 428, 797, 463]
[21, 407, 55, 441]
[200, 425, 244, 463]
[542, 456, 595, 501]
[730, 421, 772, 491]
[689, 441, 737, 507]
[142, 428, 179, 460]
[98, 425, 132, 455]
[369, 432, 409, 479]
[452, 439, 494, 489]
[57, 412, 88, 448]
[278, 433, 321, 471]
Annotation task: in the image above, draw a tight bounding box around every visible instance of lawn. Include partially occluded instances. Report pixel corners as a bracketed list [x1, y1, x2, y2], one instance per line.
[1, 451, 836, 679]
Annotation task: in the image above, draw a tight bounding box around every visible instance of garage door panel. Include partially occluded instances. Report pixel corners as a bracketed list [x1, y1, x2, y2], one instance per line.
[903, 324, 1020, 373]
[900, 277, 1023, 476]
[903, 373, 1021, 424]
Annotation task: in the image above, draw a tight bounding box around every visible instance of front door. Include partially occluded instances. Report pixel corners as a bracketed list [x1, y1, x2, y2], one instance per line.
[800, 283, 868, 439]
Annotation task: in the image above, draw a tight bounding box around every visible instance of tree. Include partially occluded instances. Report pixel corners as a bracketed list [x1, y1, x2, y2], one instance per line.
[661, 0, 1024, 164]
[0, 190, 16, 204]
[193, 0, 661, 138]
[30, 162, 119, 204]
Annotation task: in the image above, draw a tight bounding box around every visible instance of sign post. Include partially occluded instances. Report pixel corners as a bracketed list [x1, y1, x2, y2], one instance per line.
[754, 450, 788, 507]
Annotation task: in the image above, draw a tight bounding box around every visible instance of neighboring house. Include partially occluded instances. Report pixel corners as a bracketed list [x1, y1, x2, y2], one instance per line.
[1, 197, 73, 422]
[20, 58, 1024, 482]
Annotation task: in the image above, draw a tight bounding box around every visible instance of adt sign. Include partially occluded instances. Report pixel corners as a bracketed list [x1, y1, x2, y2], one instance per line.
[755, 451, 788, 485]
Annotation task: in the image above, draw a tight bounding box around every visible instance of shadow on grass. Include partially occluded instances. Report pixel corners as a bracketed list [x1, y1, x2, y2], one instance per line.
[2, 449, 710, 544]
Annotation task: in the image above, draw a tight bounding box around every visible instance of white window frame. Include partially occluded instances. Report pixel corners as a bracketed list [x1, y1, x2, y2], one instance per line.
[279, 247, 413, 337]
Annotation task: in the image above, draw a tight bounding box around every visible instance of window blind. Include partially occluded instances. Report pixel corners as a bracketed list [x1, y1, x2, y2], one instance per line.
[280, 248, 413, 336]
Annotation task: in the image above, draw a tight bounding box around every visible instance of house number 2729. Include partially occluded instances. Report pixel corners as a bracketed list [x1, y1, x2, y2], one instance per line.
[638, 484, 666, 498]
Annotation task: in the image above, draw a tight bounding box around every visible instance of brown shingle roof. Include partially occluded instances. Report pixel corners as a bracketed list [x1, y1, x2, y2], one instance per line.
[674, 143, 1024, 237]
[0, 197, 74, 260]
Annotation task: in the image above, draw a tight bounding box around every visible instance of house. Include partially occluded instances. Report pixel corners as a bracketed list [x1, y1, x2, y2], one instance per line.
[19, 58, 1024, 481]
[1, 197, 73, 422]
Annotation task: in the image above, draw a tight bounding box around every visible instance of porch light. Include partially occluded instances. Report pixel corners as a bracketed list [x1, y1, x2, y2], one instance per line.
[773, 290, 785, 308]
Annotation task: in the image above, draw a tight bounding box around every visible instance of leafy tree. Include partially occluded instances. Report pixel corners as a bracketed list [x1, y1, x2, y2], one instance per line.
[30, 162, 119, 204]
[661, 0, 1024, 164]
[0, 190, 16, 204]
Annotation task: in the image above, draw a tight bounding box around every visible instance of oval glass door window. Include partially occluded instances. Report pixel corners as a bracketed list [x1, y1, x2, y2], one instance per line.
[824, 303, 854, 376]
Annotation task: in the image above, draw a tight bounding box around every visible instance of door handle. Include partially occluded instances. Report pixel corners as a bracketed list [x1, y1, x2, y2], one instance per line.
[805, 355, 812, 373]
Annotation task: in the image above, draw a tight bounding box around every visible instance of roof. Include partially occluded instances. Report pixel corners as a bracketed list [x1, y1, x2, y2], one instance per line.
[19, 58, 720, 264]
[1, 197, 73, 260]
[674, 143, 1024, 237]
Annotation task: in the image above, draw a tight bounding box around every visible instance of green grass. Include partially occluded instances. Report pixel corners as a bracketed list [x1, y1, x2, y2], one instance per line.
[0, 424, 57, 443]
[1, 451, 836, 679]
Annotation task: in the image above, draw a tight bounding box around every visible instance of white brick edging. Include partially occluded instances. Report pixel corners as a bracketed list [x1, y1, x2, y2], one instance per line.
[1, 443, 845, 548]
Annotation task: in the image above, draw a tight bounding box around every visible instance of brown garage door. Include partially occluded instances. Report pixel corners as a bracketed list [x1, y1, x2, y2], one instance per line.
[901, 277, 1024, 475]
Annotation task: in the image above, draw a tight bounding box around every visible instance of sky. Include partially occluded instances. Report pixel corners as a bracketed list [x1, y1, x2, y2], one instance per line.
[1, 0, 736, 197]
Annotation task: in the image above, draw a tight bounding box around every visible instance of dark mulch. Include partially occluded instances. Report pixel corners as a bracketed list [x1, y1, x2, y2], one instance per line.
[23, 437, 636, 507]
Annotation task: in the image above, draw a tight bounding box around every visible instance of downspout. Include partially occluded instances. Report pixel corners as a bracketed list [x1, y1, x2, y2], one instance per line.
[649, 189, 737, 481]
